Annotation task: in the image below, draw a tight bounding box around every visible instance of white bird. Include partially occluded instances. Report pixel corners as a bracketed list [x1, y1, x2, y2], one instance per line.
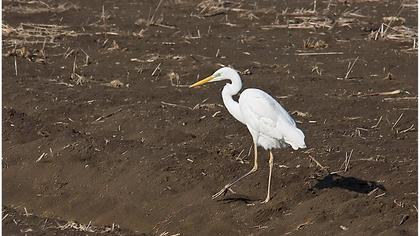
[190, 67, 306, 203]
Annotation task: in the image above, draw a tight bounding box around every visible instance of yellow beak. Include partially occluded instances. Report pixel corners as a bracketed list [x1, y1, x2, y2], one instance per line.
[189, 75, 214, 88]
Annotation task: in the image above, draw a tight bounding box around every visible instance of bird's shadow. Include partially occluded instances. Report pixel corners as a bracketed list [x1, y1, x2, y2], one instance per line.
[312, 173, 386, 194]
[218, 194, 258, 204]
[217, 174, 385, 204]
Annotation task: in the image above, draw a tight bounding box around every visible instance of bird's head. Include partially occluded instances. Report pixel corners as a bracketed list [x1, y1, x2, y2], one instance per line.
[190, 67, 239, 88]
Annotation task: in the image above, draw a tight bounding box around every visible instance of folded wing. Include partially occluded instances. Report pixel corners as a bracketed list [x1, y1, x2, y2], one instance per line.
[239, 89, 306, 150]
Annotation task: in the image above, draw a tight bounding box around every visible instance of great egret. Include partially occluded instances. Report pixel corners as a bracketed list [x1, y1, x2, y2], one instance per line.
[190, 67, 306, 203]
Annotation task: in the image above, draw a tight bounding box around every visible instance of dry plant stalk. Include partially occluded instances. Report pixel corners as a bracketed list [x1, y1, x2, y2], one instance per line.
[303, 38, 328, 49]
[56, 220, 119, 233]
[370, 23, 418, 43]
[135, 0, 176, 29]
[262, 14, 355, 30]
[197, 0, 239, 17]
[344, 57, 359, 79]
[296, 52, 343, 56]
[358, 89, 403, 97]
[168, 72, 189, 88]
[3, 1, 78, 14]
[369, 4, 417, 45]
[308, 155, 329, 174]
[391, 113, 404, 130]
[3, 23, 82, 47]
[5, 44, 47, 64]
[161, 101, 193, 110]
[331, 149, 354, 174]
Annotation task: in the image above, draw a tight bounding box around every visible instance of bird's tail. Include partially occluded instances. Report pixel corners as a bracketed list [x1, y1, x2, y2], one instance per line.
[283, 127, 306, 150]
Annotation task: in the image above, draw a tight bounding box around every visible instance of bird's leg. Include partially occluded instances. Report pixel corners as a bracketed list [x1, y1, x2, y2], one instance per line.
[261, 151, 274, 203]
[212, 143, 259, 199]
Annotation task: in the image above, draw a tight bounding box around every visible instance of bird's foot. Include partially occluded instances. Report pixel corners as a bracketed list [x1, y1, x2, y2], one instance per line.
[212, 185, 235, 199]
[211, 188, 227, 199]
[260, 197, 271, 204]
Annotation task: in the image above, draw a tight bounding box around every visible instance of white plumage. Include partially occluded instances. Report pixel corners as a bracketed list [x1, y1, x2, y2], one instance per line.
[190, 67, 306, 203]
[239, 88, 305, 150]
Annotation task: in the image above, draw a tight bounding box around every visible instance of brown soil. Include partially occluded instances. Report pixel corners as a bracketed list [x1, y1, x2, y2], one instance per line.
[2, 0, 418, 235]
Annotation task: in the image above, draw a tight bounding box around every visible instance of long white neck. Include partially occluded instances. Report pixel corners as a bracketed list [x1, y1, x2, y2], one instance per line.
[221, 72, 245, 124]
